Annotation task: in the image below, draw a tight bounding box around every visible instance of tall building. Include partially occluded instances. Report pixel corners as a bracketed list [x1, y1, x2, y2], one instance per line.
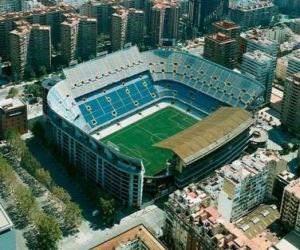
[280, 178, 300, 232]
[80, 0, 117, 35]
[111, 8, 128, 51]
[273, 171, 296, 206]
[188, 0, 228, 34]
[287, 49, 300, 78]
[218, 150, 283, 222]
[126, 8, 144, 45]
[241, 50, 276, 104]
[9, 21, 31, 81]
[0, 0, 22, 14]
[275, 0, 300, 15]
[229, 0, 277, 31]
[0, 4, 74, 60]
[240, 30, 279, 60]
[149, 1, 180, 46]
[281, 73, 300, 137]
[77, 16, 97, 60]
[203, 32, 237, 69]
[213, 20, 240, 40]
[0, 98, 27, 139]
[9, 21, 51, 80]
[60, 16, 79, 65]
[29, 24, 51, 72]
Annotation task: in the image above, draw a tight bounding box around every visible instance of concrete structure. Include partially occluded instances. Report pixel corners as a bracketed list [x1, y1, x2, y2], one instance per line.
[45, 47, 264, 207]
[0, 203, 15, 250]
[149, 0, 180, 46]
[126, 8, 144, 46]
[276, 57, 288, 80]
[213, 20, 240, 40]
[0, 3, 74, 59]
[188, 0, 227, 34]
[280, 178, 300, 232]
[9, 21, 31, 81]
[164, 186, 260, 250]
[281, 73, 300, 137]
[217, 150, 284, 222]
[204, 32, 238, 69]
[286, 49, 300, 78]
[111, 7, 128, 51]
[0, 0, 22, 14]
[0, 98, 27, 139]
[229, 0, 276, 31]
[92, 224, 167, 250]
[241, 50, 276, 104]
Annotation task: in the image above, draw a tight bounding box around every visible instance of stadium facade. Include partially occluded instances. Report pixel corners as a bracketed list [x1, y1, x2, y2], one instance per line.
[45, 46, 264, 207]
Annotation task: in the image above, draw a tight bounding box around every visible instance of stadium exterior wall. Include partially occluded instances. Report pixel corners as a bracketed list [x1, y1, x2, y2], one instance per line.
[47, 109, 144, 207]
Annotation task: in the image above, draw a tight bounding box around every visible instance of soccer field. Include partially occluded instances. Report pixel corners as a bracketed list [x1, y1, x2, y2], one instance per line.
[102, 107, 199, 176]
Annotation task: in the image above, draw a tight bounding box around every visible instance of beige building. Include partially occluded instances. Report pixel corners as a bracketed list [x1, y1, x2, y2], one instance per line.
[280, 178, 300, 232]
[281, 73, 300, 137]
[9, 21, 31, 81]
[111, 8, 128, 51]
[276, 57, 288, 80]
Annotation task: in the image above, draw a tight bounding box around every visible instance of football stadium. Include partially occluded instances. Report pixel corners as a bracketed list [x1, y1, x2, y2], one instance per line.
[45, 46, 264, 206]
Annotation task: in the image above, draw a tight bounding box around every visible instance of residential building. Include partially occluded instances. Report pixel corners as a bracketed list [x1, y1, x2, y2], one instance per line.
[0, 98, 27, 139]
[111, 7, 128, 51]
[60, 16, 79, 65]
[275, 0, 300, 15]
[280, 178, 300, 232]
[281, 73, 300, 137]
[0, 203, 15, 250]
[273, 171, 296, 206]
[241, 50, 276, 104]
[164, 185, 259, 250]
[9, 21, 31, 81]
[217, 149, 284, 222]
[213, 20, 240, 40]
[0, 3, 74, 60]
[149, 0, 180, 46]
[0, 0, 22, 14]
[92, 224, 167, 250]
[229, 0, 277, 31]
[276, 56, 288, 80]
[203, 32, 238, 69]
[286, 49, 300, 78]
[126, 8, 144, 45]
[188, 0, 228, 34]
[29, 24, 51, 73]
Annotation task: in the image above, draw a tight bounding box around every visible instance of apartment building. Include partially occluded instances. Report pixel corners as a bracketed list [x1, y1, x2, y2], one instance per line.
[0, 98, 27, 139]
[204, 32, 238, 69]
[213, 20, 240, 41]
[280, 178, 300, 232]
[111, 7, 128, 51]
[281, 73, 300, 137]
[126, 8, 144, 46]
[241, 50, 276, 104]
[217, 150, 284, 222]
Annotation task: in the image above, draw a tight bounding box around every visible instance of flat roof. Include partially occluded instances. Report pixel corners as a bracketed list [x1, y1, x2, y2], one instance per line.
[0, 203, 13, 234]
[91, 224, 166, 250]
[155, 107, 253, 164]
[0, 98, 24, 111]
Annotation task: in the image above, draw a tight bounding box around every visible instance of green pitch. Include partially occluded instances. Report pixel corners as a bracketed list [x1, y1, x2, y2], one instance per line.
[102, 107, 199, 176]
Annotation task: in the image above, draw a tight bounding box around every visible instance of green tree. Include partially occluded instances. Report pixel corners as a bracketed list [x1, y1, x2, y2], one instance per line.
[20, 148, 40, 175]
[6, 87, 18, 99]
[51, 186, 71, 204]
[98, 197, 116, 225]
[34, 213, 62, 250]
[63, 202, 82, 229]
[4, 129, 26, 158]
[35, 168, 52, 189]
[14, 184, 37, 219]
[0, 155, 16, 194]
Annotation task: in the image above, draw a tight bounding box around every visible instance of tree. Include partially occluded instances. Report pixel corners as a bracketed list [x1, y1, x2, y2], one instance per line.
[98, 197, 117, 225]
[6, 87, 18, 99]
[0, 155, 16, 194]
[14, 184, 37, 219]
[20, 148, 40, 175]
[34, 213, 62, 250]
[63, 202, 82, 229]
[51, 186, 71, 204]
[4, 129, 26, 158]
[35, 168, 52, 189]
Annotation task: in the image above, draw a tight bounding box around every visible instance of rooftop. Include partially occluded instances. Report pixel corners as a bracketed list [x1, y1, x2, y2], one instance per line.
[206, 32, 236, 43]
[214, 20, 240, 30]
[243, 50, 274, 63]
[0, 203, 13, 234]
[156, 107, 253, 164]
[0, 98, 25, 111]
[91, 224, 166, 250]
[285, 178, 300, 199]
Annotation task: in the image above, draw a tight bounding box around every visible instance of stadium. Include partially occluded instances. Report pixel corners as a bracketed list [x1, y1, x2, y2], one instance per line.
[46, 46, 264, 207]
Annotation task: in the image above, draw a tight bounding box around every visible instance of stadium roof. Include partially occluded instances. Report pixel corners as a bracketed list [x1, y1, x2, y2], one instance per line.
[155, 107, 253, 165]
